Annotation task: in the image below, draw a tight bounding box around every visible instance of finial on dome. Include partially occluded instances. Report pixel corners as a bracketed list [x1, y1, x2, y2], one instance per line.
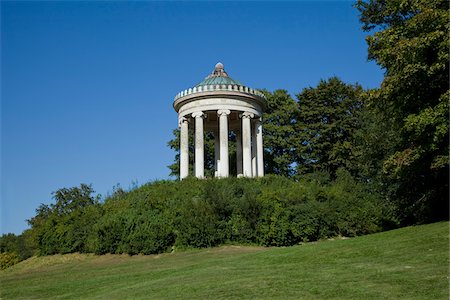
[208, 62, 228, 78]
[215, 62, 224, 70]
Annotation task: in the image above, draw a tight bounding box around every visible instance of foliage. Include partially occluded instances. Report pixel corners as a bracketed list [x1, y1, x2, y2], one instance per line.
[356, 0, 449, 224]
[261, 89, 298, 177]
[0, 252, 20, 270]
[94, 209, 175, 255]
[27, 184, 102, 255]
[0, 230, 35, 261]
[24, 176, 386, 256]
[294, 77, 364, 177]
[257, 169, 382, 246]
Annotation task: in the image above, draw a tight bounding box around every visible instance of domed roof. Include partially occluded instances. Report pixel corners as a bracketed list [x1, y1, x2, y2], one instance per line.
[196, 76, 242, 87]
[195, 62, 242, 87]
[174, 62, 266, 104]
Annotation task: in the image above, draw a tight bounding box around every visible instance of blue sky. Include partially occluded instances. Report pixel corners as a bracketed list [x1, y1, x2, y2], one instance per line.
[1, 1, 383, 235]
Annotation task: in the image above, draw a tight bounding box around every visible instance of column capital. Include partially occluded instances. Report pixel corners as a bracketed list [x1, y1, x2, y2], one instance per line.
[192, 111, 206, 118]
[178, 116, 189, 128]
[240, 112, 254, 119]
[217, 109, 231, 116]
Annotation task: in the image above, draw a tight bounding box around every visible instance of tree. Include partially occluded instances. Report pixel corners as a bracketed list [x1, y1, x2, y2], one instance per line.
[0, 230, 35, 260]
[261, 90, 299, 177]
[294, 77, 364, 178]
[28, 184, 102, 254]
[356, 0, 449, 223]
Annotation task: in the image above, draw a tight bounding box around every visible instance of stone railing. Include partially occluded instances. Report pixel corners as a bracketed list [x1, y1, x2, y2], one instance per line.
[174, 84, 265, 101]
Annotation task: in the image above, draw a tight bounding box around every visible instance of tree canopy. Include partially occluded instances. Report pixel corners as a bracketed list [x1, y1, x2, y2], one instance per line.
[295, 77, 364, 178]
[261, 89, 298, 177]
[356, 0, 449, 223]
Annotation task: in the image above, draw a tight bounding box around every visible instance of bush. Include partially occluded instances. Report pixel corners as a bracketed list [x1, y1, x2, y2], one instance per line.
[26, 173, 389, 256]
[175, 196, 224, 248]
[93, 208, 175, 255]
[0, 252, 20, 270]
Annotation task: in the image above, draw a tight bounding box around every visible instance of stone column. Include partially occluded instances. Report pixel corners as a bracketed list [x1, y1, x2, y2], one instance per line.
[217, 109, 230, 177]
[252, 121, 257, 177]
[256, 117, 264, 177]
[192, 111, 206, 179]
[241, 112, 254, 177]
[236, 129, 243, 176]
[214, 130, 220, 178]
[179, 116, 189, 180]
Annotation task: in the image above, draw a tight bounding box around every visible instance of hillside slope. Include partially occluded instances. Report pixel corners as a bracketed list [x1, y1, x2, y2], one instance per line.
[1, 222, 448, 299]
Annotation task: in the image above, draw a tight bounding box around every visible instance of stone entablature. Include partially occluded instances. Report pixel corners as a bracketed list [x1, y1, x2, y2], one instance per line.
[174, 93, 266, 122]
[173, 63, 266, 179]
[174, 84, 265, 101]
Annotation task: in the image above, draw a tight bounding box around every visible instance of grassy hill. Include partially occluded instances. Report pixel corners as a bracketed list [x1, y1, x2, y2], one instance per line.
[1, 222, 448, 299]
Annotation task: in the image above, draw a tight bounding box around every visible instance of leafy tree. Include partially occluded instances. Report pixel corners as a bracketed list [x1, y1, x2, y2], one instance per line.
[27, 184, 101, 255]
[0, 230, 35, 260]
[294, 77, 364, 178]
[0, 234, 20, 254]
[261, 90, 299, 177]
[51, 184, 99, 216]
[356, 0, 449, 224]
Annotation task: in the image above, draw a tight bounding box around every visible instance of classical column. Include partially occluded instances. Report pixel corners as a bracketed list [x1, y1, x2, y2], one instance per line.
[192, 111, 206, 179]
[236, 129, 243, 176]
[252, 121, 257, 177]
[256, 117, 264, 177]
[179, 116, 189, 180]
[241, 112, 254, 177]
[214, 130, 220, 178]
[217, 109, 230, 177]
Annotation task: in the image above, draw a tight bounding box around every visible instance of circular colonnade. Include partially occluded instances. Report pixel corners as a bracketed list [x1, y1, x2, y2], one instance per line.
[173, 63, 266, 179]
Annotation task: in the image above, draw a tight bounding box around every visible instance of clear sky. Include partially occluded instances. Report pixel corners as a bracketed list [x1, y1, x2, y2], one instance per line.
[1, 1, 383, 235]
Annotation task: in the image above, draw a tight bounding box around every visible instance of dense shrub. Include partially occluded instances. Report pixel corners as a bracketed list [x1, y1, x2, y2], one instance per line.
[25, 173, 389, 256]
[0, 252, 20, 269]
[175, 196, 223, 248]
[94, 209, 175, 255]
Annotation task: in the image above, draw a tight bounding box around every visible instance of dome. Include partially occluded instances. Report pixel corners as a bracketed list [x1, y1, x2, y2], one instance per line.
[196, 75, 242, 87]
[196, 62, 242, 87]
[173, 63, 266, 104]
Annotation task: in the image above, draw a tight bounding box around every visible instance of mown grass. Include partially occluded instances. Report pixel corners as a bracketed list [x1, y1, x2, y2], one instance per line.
[1, 222, 448, 299]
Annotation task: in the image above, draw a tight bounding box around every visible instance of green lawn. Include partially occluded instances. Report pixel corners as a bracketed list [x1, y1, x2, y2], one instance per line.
[1, 222, 448, 299]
